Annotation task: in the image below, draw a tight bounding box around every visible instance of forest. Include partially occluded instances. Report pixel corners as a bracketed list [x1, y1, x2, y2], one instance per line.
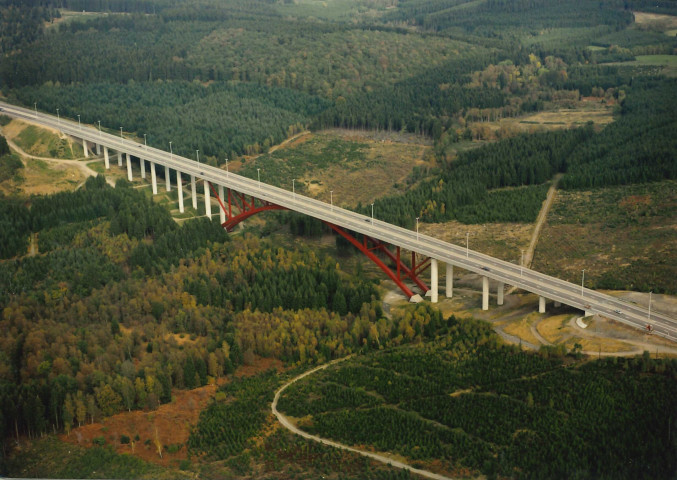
[277, 317, 677, 479]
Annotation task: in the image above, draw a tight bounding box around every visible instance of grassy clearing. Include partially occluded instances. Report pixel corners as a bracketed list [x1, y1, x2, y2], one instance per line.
[236, 130, 431, 208]
[10, 122, 80, 159]
[532, 181, 677, 293]
[503, 313, 543, 346]
[536, 314, 574, 344]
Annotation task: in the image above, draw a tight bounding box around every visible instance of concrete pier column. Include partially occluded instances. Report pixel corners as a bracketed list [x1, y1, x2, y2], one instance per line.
[218, 184, 226, 224]
[177, 172, 184, 213]
[150, 162, 158, 195]
[430, 259, 438, 303]
[103, 147, 110, 169]
[140, 158, 146, 179]
[165, 165, 171, 192]
[117, 152, 122, 166]
[96, 143, 101, 155]
[539, 296, 546, 313]
[126, 153, 133, 181]
[497, 282, 504, 306]
[204, 180, 212, 220]
[445, 263, 453, 298]
[191, 175, 198, 210]
[83, 139, 89, 157]
[482, 276, 489, 311]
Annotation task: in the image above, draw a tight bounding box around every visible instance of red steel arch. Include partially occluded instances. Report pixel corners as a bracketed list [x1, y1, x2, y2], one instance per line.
[209, 182, 429, 299]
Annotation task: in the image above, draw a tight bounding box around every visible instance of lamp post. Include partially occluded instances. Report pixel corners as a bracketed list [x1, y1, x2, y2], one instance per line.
[466, 232, 469, 258]
[416, 217, 419, 241]
[292, 179, 295, 199]
[257, 168, 261, 189]
[648, 291, 652, 323]
[34, 102, 37, 117]
[97, 120, 101, 137]
[143, 134, 147, 146]
[169, 141, 173, 161]
[225, 158, 229, 177]
[56, 108, 60, 126]
[330, 190, 333, 212]
[77, 115, 81, 130]
[119, 126, 123, 143]
[370, 203, 374, 226]
[581, 269, 586, 299]
[521, 249, 524, 278]
[196, 150, 200, 163]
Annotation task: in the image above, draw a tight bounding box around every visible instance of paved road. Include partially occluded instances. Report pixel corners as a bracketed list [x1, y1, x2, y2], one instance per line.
[272, 358, 457, 480]
[2, 101, 675, 340]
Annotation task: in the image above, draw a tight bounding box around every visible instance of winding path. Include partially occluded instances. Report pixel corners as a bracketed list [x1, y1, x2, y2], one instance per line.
[271, 357, 457, 480]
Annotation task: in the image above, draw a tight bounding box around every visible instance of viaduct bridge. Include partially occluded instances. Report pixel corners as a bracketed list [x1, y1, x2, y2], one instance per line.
[2, 102, 675, 341]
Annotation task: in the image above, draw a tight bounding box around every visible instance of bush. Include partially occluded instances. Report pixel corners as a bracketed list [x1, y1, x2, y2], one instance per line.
[92, 436, 105, 446]
[119, 435, 130, 444]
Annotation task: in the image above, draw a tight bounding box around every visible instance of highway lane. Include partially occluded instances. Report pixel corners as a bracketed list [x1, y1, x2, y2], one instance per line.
[2, 102, 675, 340]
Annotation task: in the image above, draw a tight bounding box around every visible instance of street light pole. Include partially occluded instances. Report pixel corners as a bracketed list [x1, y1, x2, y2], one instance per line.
[144, 134, 147, 146]
[330, 190, 333, 212]
[169, 141, 173, 161]
[416, 217, 419, 241]
[77, 115, 81, 130]
[648, 291, 652, 323]
[119, 126, 123, 143]
[521, 249, 524, 278]
[466, 232, 469, 258]
[98, 120, 101, 137]
[292, 179, 295, 198]
[196, 150, 200, 163]
[581, 269, 586, 298]
[34, 102, 37, 117]
[225, 158, 229, 177]
[56, 108, 60, 126]
[257, 168, 261, 189]
[371, 203, 374, 226]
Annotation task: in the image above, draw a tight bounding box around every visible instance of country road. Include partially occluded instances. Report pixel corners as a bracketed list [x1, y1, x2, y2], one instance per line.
[271, 358, 457, 480]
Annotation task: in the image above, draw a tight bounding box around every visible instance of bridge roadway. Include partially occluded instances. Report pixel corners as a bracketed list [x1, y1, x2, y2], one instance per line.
[2, 101, 675, 341]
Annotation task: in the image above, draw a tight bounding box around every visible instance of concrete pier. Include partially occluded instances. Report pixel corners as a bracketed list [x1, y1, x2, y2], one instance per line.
[140, 158, 146, 179]
[482, 276, 489, 310]
[177, 172, 184, 213]
[539, 296, 546, 313]
[165, 165, 171, 191]
[497, 282, 504, 306]
[204, 180, 212, 220]
[445, 263, 453, 298]
[150, 162, 158, 195]
[126, 153, 132, 181]
[96, 143, 101, 155]
[191, 175, 198, 210]
[218, 185, 226, 224]
[117, 152, 122, 166]
[83, 139, 89, 157]
[104, 147, 110, 169]
[430, 259, 438, 303]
